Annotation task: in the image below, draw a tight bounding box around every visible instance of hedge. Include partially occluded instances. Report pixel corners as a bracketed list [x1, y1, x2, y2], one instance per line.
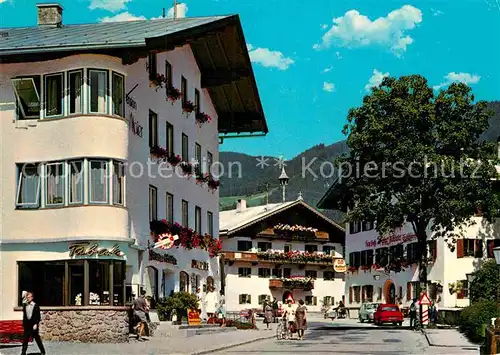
[459, 300, 500, 343]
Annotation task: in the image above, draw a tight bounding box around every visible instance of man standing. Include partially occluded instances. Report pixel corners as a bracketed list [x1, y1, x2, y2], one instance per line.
[272, 297, 279, 323]
[133, 290, 148, 340]
[21, 291, 45, 355]
[409, 298, 418, 329]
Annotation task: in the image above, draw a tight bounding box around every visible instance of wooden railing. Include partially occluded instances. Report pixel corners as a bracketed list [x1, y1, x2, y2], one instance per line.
[222, 251, 335, 265]
[485, 318, 500, 355]
[268, 279, 315, 290]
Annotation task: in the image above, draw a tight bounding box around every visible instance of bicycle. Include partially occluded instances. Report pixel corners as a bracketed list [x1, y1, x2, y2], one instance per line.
[412, 316, 422, 331]
[276, 317, 289, 340]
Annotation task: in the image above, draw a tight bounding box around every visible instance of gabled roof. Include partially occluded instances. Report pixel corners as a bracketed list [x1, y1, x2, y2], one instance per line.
[219, 198, 345, 236]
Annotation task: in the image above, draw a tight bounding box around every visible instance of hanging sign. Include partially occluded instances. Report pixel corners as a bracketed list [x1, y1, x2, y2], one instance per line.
[154, 233, 179, 250]
[333, 259, 347, 273]
[69, 242, 124, 258]
[149, 249, 177, 265]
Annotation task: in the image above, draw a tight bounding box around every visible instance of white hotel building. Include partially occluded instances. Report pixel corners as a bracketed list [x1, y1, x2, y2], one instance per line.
[317, 185, 500, 316]
[0, 4, 267, 342]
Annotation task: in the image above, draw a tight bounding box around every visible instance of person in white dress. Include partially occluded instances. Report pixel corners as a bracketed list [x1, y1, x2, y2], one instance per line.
[205, 288, 217, 318]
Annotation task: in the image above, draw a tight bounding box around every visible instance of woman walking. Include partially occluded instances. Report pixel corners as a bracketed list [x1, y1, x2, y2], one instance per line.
[295, 299, 307, 340]
[263, 300, 273, 330]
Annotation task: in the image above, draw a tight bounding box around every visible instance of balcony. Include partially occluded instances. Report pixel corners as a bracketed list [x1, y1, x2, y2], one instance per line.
[223, 251, 335, 266]
[269, 278, 314, 291]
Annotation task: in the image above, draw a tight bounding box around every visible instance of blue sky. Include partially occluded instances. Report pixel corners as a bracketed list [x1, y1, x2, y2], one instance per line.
[1, 0, 499, 159]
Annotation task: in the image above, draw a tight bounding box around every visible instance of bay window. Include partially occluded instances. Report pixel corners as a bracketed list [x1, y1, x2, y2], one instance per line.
[113, 161, 124, 205]
[16, 163, 41, 208]
[69, 160, 84, 204]
[89, 70, 107, 114]
[112, 72, 125, 117]
[12, 76, 41, 119]
[89, 160, 108, 203]
[68, 70, 83, 114]
[44, 73, 64, 117]
[45, 162, 65, 206]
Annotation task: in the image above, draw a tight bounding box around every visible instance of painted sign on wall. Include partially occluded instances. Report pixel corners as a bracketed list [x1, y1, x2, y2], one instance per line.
[69, 242, 124, 257]
[365, 233, 417, 248]
[149, 249, 177, 265]
[129, 113, 143, 138]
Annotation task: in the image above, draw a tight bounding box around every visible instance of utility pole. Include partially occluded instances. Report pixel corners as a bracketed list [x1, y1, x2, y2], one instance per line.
[173, 0, 178, 20]
[162, 8, 166, 18]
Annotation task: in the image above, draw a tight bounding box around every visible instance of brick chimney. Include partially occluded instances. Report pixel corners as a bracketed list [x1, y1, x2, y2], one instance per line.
[37, 3, 63, 27]
[236, 199, 247, 212]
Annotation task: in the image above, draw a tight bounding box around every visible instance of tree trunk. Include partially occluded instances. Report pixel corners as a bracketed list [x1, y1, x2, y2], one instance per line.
[416, 226, 428, 292]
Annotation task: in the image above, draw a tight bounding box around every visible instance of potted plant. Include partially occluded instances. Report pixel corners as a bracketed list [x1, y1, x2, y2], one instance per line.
[167, 86, 181, 103]
[157, 292, 199, 325]
[182, 100, 195, 115]
[150, 73, 166, 91]
[195, 171, 209, 185]
[166, 153, 182, 166]
[179, 161, 193, 176]
[195, 111, 211, 126]
[207, 175, 220, 191]
[150, 145, 169, 161]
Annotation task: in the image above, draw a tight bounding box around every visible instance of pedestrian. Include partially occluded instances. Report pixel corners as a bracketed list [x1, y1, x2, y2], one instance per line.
[409, 298, 417, 329]
[295, 299, 307, 340]
[133, 290, 148, 340]
[21, 291, 46, 355]
[272, 297, 279, 323]
[434, 301, 439, 324]
[263, 300, 273, 330]
[284, 298, 297, 339]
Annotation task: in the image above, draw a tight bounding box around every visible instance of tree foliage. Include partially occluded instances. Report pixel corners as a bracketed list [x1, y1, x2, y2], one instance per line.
[333, 74, 500, 282]
[469, 259, 500, 303]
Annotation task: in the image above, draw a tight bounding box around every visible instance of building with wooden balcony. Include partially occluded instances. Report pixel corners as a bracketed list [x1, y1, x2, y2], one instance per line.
[219, 195, 346, 313]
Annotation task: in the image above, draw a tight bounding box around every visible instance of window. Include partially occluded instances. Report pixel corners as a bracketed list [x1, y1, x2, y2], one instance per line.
[284, 244, 292, 253]
[182, 134, 189, 161]
[195, 206, 202, 233]
[237, 240, 252, 251]
[457, 279, 469, 299]
[323, 296, 334, 306]
[349, 221, 361, 234]
[305, 245, 318, 253]
[44, 73, 63, 117]
[323, 246, 335, 256]
[272, 268, 282, 278]
[182, 200, 189, 228]
[305, 270, 317, 279]
[68, 160, 83, 204]
[323, 271, 335, 281]
[257, 242, 272, 252]
[112, 72, 124, 117]
[238, 268, 251, 278]
[239, 294, 251, 304]
[179, 271, 189, 293]
[181, 76, 187, 107]
[207, 211, 214, 235]
[89, 70, 107, 114]
[349, 252, 361, 268]
[195, 143, 202, 174]
[353, 286, 361, 303]
[12, 76, 41, 119]
[149, 185, 157, 222]
[18, 260, 125, 306]
[305, 296, 317, 306]
[363, 285, 374, 302]
[195, 88, 200, 115]
[258, 295, 268, 305]
[362, 221, 374, 231]
[148, 52, 157, 79]
[166, 122, 174, 154]
[406, 243, 419, 264]
[165, 60, 172, 88]
[390, 244, 404, 262]
[457, 239, 482, 258]
[45, 162, 64, 205]
[89, 160, 108, 203]
[464, 239, 475, 257]
[283, 268, 291, 278]
[360, 249, 374, 267]
[149, 110, 158, 148]
[487, 239, 500, 258]
[16, 163, 41, 208]
[428, 240, 438, 261]
[68, 70, 83, 114]
[166, 193, 174, 223]
[375, 248, 389, 267]
[113, 161, 124, 205]
[258, 268, 271, 278]
[207, 151, 213, 175]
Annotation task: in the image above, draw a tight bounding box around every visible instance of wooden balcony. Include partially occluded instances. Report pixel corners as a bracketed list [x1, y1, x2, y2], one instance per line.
[269, 279, 315, 290]
[222, 251, 334, 266]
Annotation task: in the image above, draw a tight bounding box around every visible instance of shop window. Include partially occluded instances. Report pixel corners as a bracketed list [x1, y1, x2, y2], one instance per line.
[12, 76, 41, 119]
[68, 70, 83, 114]
[166, 122, 174, 154]
[257, 242, 272, 252]
[112, 72, 125, 117]
[487, 239, 500, 258]
[323, 271, 335, 280]
[16, 163, 41, 208]
[195, 206, 202, 233]
[305, 244, 318, 253]
[149, 110, 158, 148]
[182, 200, 189, 227]
[284, 244, 292, 253]
[207, 211, 214, 236]
[44, 73, 63, 117]
[69, 160, 83, 204]
[113, 161, 124, 205]
[179, 271, 189, 293]
[239, 294, 251, 304]
[89, 69, 107, 114]
[237, 240, 252, 251]
[323, 245, 335, 256]
[238, 268, 251, 278]
[89, 160, 108, 204]
[283, 268, 291, 278]
[305, 270, 317, 279]
[45, 162, 65, 206]
[305, 296, 317, 306]
[182, 133, 189, 161]
[166, 193, 174, 223]
[258, 268, 271, 278]
[149, 185, 157, 222]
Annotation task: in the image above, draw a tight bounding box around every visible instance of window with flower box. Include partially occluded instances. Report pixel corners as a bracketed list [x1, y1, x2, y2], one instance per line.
[166, 193, 174, 223]
[349, 252, 361, 268]
[195, 143, 202, 174]
[238, 268, 251, 278]
[375, 248, 389, 267]
[165, 60, 172, 88]
[181, 76, 187, 107]
[323, 245, 335, 255]
[283, 268, 291, 278]
[284, 244, 292, 253]
[149, 110, 158, 149]
[257, 242, 272, 252]
[207, 151, 213, 175]
[258, 268, 271, 278]
[389, 244, 404, 262]
[305, 244, 318, 253]
[360, 249, 373, 267]
[149, 185, 157, 222]
[182, 200, 189, 228]
[195, 88, 200, 115]
[272, 268, 282, 278]
[166, 122, 174, 154]
[195, 206, 202, 233]
[182, 133, 189, 162]
[305, 270, 317, 279]
[237, 240, 252, 251]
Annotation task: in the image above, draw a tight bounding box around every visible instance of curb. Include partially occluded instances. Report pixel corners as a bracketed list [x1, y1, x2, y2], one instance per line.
[190, 334, 276, 355]
[422, 329, 480, 350]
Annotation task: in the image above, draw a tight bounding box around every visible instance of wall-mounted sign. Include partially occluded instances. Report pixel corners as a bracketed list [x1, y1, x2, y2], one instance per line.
[365, 233, 417, 248]
[333, 259, 346, 273]
[149, 249, 177, 265]
[126, 95, 137, 110]
[192, 259, 209, 271]
[187, 309, 201, 325]
[129, 113, 143, 138]
[69, 242, 124, 258]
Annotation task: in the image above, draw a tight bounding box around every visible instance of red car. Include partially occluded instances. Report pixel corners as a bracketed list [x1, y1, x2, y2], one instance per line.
[373, 304, 404, 326]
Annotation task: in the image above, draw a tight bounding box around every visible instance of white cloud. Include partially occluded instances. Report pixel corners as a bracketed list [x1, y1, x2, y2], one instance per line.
[365, 69, 390, 91]
[321, 24, 328, 30]
[313, 5, 422, 56]
[323, 82, 335, 92]
[167, 3, 188, 18]
[89, 0, 131, 12]
[433, 72, 481, 91]
[323, 66, 333, 73]
[247, 44, 294, 70]
[431, 8, 443, 16]
[335, 51, 342, 60]
[99, 11, 146, 22]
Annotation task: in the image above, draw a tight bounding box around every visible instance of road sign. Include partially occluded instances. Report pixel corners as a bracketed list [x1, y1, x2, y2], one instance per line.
[419, 292, 432, 305]
[334, 259, 347, 273]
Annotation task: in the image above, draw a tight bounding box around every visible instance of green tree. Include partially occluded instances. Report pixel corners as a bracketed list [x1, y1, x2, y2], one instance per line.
[333, 75, 500, 285]
[470, 259, 500, 303]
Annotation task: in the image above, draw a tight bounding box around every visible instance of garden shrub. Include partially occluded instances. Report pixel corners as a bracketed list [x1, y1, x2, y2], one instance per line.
[459, 300, 500, 342]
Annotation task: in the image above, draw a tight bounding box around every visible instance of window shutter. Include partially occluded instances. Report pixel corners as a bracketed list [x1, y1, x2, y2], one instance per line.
[239, 294, 243, 304]
[406, 282, 411, 301]
[457, 239, 464, 258]
[432, 240, 437, 261]
[248, 295, 251, 304]
[313, 296, 317, 306]
[349, 287, 353, 303]
[398, 286, 403, 299]
[474, 239, 483, 258]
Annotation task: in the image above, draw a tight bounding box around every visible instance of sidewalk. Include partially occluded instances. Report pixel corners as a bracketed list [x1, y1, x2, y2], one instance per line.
[424, 328, 480, 350]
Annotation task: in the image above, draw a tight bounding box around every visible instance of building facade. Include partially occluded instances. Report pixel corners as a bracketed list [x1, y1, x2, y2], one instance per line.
[0, 4, 267, 342]
[220, 198, 346, 314]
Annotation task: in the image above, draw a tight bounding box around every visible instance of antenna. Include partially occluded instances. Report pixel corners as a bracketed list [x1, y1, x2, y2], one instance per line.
[162, 7, 166, 18]
[173, 0, 178, 20]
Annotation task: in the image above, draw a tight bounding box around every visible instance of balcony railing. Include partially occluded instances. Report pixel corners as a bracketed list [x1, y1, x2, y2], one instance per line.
[269, 278, 314, 290]
[223, 251, 335, 266]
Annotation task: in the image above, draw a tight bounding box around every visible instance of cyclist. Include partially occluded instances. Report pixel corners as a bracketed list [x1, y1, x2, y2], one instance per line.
[409, 298, 418, 329]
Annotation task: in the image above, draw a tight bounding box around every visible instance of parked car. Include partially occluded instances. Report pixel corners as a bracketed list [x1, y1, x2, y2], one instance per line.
[373, 304, 403, 326]
[358, 302, 379, 323]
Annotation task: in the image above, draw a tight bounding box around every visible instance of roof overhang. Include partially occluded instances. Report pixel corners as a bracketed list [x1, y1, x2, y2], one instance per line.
[316, 177, 346, 211]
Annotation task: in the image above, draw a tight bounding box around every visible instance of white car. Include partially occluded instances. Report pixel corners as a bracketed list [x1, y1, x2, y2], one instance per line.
[359, 302, 378, 323]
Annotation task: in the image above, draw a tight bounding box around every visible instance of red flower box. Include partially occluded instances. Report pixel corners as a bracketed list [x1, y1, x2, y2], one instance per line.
[167, 86, 181, 103]
[195, 112, 211, 126]
[183, 100, 195, 114]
